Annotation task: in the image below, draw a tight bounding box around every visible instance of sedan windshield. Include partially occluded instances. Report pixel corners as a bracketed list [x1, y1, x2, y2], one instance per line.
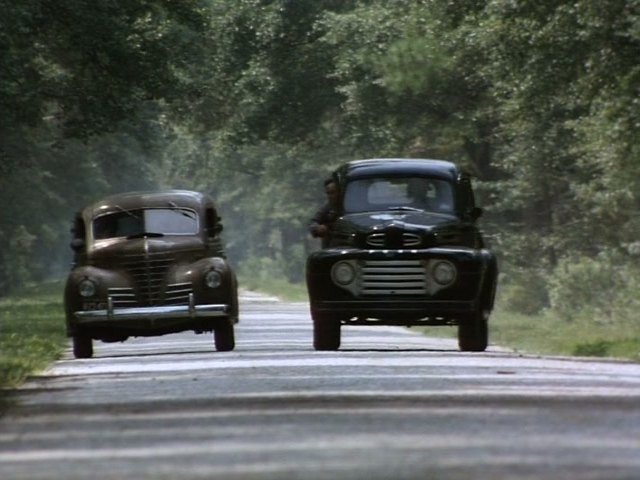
[343, 177, 455, 214]
[93, 208, 198, 240]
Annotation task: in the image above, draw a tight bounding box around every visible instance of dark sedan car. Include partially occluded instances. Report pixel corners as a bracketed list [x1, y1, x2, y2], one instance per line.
[64, 190, 238, 358]
[306, 159, 497, 351]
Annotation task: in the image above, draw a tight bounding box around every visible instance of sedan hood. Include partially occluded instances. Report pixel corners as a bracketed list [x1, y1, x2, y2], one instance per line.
[88, 236, 205, 263]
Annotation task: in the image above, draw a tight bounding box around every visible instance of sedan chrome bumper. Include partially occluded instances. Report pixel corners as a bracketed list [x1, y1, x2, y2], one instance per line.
[74, 293, 229, 323]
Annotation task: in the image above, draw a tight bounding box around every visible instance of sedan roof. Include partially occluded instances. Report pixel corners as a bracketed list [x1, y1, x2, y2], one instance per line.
[82, 190, 210, 219]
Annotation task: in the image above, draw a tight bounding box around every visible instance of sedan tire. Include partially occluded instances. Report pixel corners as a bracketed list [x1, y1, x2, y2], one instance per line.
[214, 319, 235, 352]
[73, 335, 93, 359]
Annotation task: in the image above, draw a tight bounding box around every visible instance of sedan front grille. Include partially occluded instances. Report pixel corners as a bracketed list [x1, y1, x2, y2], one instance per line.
[108, 282, 193, 308]
[111, 251, 191, 307]
[107, 287, 137, 308]
[361, 260, 426, 295]
[163, 282, 193, 305]
[124, 254, 171, 305]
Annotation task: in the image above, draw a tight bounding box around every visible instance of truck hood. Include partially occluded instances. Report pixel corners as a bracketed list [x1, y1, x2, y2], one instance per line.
[340, 210, 459, 232]
[333, 210, 471, 249]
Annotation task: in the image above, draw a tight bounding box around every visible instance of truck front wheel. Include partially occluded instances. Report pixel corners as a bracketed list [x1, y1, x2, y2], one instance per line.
[312, 311, 341, 351]
[458, 310, 488, 352]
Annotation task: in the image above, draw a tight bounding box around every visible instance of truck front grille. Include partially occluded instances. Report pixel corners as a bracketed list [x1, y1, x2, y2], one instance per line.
[361, 260, 426, 295]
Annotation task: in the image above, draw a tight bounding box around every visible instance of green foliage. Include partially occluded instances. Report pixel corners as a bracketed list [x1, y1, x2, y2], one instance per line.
[237, 273, 309, 303]
[0, 1, 210, 294]
[238, 255, 286, 284]
[500, 271, 549, 316]
[548, 252, 640, 323]
[419, 302, 640, 361]
[487, 307, 640, 361]
[2, 226, 36, 291]
[0, 281, 67, 391]
[573, 340, 612, 357]
[478, 0, 640, 260]
[237, 255, 309, 302]
[1, 0, 640, 339]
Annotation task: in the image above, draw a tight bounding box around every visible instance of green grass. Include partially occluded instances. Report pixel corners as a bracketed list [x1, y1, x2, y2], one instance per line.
[243, 278, 640, 362]
[490, 309, 640, 361]
[0, 281, 68, 392]
[1, 277, 638, 407]
[418, 307, 640, 362]
[0, 276, 304, 397]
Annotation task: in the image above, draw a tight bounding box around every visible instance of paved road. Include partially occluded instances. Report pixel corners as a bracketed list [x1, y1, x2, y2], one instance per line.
[1, 292, 640, 480]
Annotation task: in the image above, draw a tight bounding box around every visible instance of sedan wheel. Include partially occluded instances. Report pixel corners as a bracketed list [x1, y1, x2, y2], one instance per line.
[73, 335, 93, 359]
[214, 319, 235, 352]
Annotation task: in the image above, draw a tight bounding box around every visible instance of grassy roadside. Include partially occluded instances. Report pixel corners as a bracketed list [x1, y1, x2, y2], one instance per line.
[0, 277, 303, 393]
[489, 309, 640, 360]
[248, 278, 640, 362]
[1, 277, 638, 397]
[416, 309, 640, 362]
[0, 281, 68, 404]
[0, 277, 305, 393]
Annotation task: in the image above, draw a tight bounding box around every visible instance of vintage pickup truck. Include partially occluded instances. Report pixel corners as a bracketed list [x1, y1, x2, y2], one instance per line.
[306, 159, 497, 352]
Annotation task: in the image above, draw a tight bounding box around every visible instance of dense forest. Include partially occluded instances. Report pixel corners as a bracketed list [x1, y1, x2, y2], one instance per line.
[1, 0, 639, 322]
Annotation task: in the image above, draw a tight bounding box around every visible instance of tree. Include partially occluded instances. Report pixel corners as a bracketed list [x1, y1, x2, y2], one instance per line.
[0, 0, 211, 293]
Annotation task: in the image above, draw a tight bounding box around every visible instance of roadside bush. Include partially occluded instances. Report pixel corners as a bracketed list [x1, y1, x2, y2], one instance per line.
[500, 269, 549, 315]
[0, 281, 67, 391]
[548, 253, 640, 323]
[0, 225, 37, 295]
[237, 255, 286, 282]
[280, 243, 306, 284]
[572, 340, 612, 357]
[236, 255, 308, 301]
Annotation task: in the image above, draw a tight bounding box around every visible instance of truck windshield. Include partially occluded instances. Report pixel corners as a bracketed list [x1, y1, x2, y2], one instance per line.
[343, 177, 455, 214]
[93, 208, 198, 240]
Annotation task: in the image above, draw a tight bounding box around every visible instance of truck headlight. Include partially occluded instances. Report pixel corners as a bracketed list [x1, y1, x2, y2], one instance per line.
[432, 261, 456, 286]
[78, 278, 97, 298]
[331, 261, 356, 286]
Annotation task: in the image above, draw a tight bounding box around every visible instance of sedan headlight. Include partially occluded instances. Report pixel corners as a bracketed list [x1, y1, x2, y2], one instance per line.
[431, 260, 456, 286]
[205, 270, 222, 289]
[331, 261, 356, 286]
[78, 278, 97, 298]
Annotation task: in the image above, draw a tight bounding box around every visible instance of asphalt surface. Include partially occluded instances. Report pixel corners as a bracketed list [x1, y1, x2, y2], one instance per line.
[1, 291, 640, 480]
